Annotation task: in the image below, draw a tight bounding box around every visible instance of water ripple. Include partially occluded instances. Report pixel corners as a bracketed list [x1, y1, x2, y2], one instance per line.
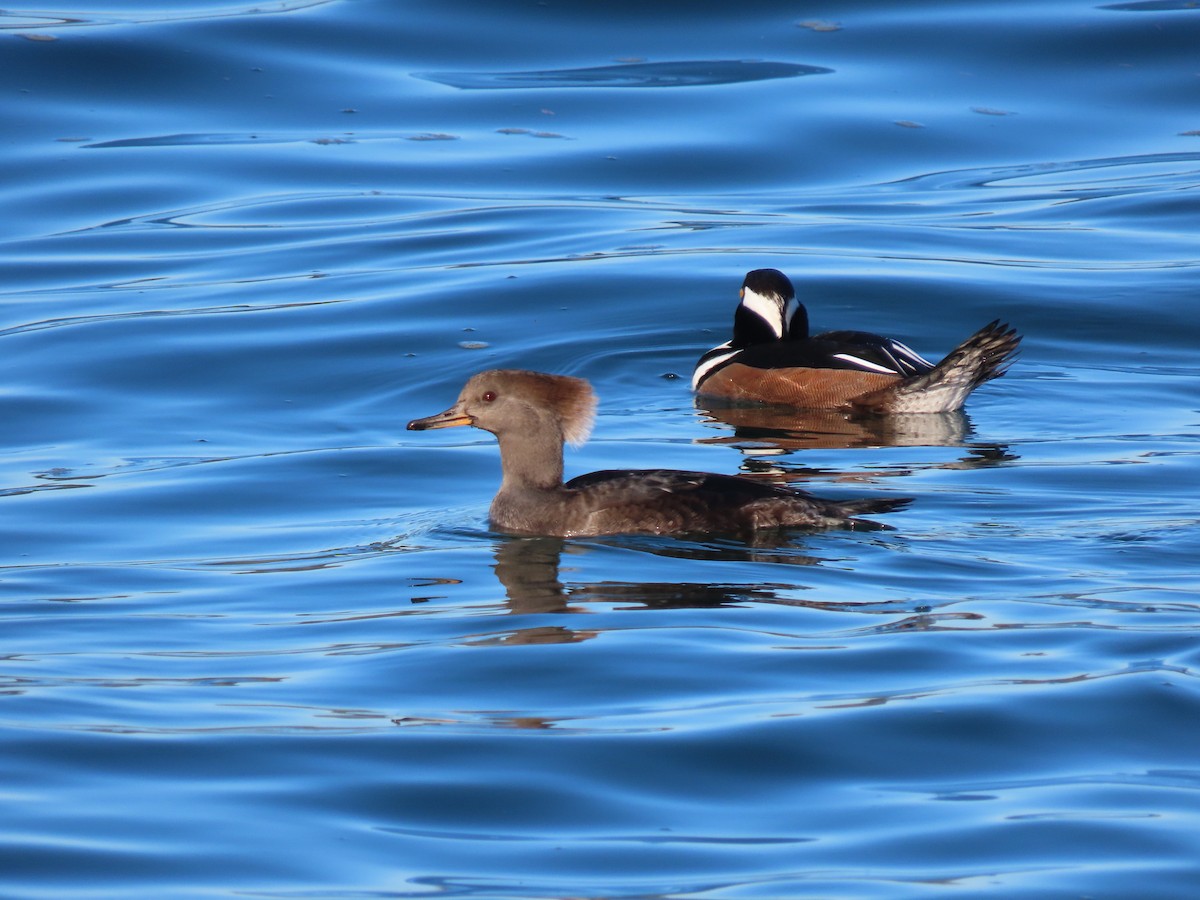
[4, 1, 1200, 894]
[416, 59, 832, 90]
[0, 0, 336, 30]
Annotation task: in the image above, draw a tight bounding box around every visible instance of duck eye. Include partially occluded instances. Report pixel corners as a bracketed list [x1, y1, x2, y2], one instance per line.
[482, 391, 497, 402]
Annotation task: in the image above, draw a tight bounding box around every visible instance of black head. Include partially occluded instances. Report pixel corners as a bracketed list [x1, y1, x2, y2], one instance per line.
[731, 269, 808, 346]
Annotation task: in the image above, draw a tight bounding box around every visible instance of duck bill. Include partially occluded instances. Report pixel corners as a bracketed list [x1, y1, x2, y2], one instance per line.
[407, 406, 474, 432]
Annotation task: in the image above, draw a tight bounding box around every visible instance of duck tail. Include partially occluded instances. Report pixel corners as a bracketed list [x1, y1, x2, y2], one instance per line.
[832, 495, 913, 530]
[851, 321, 1021, 414]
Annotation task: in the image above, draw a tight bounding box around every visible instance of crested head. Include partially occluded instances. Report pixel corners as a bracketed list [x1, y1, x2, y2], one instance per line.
[742, 268, 795, 302]
[734, 268, 807, 344]
[459, 369, 597, 447]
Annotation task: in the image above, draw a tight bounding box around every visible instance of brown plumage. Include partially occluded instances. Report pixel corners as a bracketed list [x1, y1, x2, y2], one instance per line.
[694, 268, 1021, 413]
[407, 369, 907, 538]
[698, 364, 897, 408]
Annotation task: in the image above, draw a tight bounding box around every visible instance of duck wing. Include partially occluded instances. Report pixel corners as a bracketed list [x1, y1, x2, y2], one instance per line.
[809, 330, 935, 376]
[565, 468, 787, 501]
[563, 469, 905, 535]
[706, 331, 933, 378]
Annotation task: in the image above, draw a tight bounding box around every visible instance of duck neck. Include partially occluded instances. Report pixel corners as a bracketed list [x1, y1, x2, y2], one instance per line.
[787, 302, 809, 340]
[732, 302, 781, 347]
[494, 427, 565, 494]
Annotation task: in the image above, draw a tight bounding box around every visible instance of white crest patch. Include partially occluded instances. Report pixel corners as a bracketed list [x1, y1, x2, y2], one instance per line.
[784, 296, 800, 332]
[740, 286, 788, 339]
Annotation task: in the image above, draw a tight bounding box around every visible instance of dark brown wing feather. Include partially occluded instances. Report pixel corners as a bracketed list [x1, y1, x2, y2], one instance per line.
[564, 469, 905, 534]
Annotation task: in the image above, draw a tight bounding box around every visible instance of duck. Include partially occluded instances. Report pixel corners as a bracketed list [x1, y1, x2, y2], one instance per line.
[407, 369, 907, 538]
[693, 268, 1021, 413]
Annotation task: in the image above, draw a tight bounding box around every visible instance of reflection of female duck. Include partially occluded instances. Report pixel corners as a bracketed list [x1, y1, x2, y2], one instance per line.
[492, 537, 572, 615]
[694, 269, 1021, 413]
[408, 369, 906, 537]
[491, 535, 814, 618]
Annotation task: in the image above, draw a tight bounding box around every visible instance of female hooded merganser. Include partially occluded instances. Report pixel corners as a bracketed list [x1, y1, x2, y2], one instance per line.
[694, 269, 1021, 413]
[407, 369, 906, 537]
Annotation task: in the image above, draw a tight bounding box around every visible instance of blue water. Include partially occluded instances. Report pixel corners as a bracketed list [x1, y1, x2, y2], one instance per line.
[3, 1, 1200, 896]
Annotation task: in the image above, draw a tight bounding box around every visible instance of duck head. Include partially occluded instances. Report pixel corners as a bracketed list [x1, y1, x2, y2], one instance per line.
[407, 369, 597, 448]
[732, 268, 808, 345]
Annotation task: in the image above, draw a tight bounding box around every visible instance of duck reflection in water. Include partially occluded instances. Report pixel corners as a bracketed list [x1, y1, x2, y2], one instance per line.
[483, 533, 916, 647]
[697, 402, 969, 450]
[487, 532, 835, 628]
[695, 401, 1018, 469]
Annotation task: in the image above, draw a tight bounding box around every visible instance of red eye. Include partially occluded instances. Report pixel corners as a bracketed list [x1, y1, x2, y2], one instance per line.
[482, 391, 496, 402]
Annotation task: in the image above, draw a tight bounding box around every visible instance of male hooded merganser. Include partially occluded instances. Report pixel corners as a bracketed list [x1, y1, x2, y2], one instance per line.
[693, 269, 1021, 413]
[407, 369, 906, 537]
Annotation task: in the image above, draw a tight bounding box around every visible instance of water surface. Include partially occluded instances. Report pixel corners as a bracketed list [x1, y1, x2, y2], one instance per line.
[2, 1, 1199, 897]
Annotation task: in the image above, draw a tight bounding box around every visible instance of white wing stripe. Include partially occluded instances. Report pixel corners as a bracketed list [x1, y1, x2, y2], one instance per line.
[832, 353, 898, 375]
[692, 346, 740, 388]
[889, 340, 934, 370]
